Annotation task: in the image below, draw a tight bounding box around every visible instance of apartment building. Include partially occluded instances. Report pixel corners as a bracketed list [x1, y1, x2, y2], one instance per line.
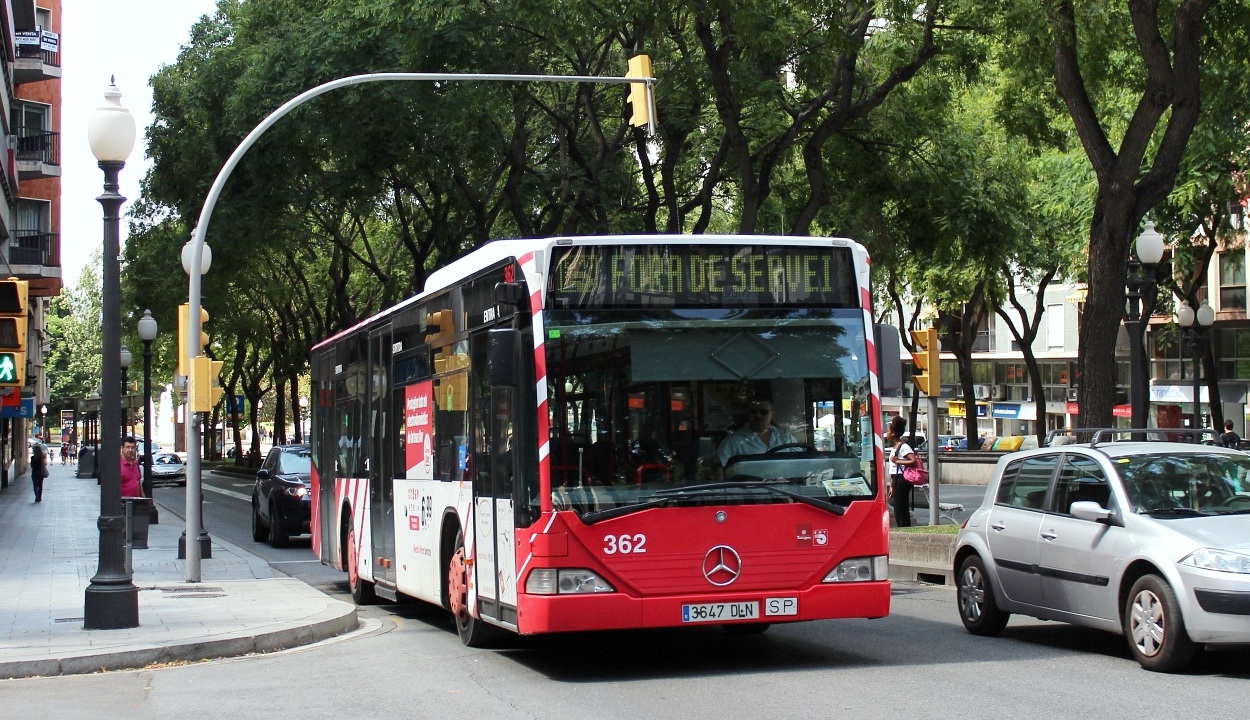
[1, 1, 60, 466]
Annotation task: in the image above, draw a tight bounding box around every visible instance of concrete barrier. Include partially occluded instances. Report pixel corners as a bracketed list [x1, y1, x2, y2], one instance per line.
[935, 452, 1002, 485]
[889, 531, 957, 585]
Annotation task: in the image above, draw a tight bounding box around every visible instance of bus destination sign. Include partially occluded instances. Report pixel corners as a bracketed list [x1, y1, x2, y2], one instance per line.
[548, 244, 856, 308]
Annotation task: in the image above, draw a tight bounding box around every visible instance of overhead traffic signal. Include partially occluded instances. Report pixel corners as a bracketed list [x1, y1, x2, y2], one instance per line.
[625, 54, 656, 132]
[909, 327, 940, 397]
[177, 303, 210, 377]
[0, 278, 29, 388]
[188, 355, 223, 413]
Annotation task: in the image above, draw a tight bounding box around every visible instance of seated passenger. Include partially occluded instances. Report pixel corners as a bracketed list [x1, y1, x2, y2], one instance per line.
[717, 399, 798, 466]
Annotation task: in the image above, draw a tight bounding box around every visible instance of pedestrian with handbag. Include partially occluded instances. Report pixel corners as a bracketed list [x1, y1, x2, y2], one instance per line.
[886, 416, 918, 527]
[30, 435, 49, 503]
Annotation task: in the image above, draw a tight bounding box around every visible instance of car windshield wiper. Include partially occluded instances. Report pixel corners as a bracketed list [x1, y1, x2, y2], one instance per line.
[652, 481, 846, 516]
[1139, 507, 1206, 517]
[581, 497, 674, 525]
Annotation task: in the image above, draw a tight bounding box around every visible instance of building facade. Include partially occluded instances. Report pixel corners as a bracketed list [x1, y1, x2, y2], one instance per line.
[2, 1, 61, 472]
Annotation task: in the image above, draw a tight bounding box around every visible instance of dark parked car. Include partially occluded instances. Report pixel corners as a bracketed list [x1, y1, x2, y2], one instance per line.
[150, 453, 186, 486]
[251, 444, 312, 548]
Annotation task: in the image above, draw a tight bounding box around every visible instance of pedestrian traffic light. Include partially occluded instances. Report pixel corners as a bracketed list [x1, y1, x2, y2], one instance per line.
[0, 278, 29, 388]
[177, 303, 210, 377]
[625, 54, 655, 132]
[910, 327, 940, 397]
[188, 355, 223, 413]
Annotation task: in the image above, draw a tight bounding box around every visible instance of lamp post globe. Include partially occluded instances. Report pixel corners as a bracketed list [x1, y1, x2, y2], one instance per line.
[84, 78, 139, 630]
[181, 240, 212, 276]
[1125, 220, 1165, 430]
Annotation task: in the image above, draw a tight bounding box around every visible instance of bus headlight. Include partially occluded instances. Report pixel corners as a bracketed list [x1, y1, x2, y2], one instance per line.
[822, 556, 888, 583]
[526, 568, 616, 595]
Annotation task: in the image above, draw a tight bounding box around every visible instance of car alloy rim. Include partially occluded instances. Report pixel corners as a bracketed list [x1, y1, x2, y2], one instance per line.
[1129, 589, 1165, 657]
[959, 566, 985, 622]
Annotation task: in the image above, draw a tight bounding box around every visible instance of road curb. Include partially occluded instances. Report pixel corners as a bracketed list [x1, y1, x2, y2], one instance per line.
[0, 602, 358, 680]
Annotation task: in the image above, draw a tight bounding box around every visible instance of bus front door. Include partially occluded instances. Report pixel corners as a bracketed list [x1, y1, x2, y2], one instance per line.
[369, 325, 397, 593]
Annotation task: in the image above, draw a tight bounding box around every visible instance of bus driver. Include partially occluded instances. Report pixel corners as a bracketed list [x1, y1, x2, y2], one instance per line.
[717, 399, 797, 466]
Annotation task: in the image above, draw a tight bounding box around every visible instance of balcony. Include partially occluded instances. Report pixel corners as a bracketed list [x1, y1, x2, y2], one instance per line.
[8, 230, 56, 267]
[14, 128, 60, 180]
[13, 31, 61, 84]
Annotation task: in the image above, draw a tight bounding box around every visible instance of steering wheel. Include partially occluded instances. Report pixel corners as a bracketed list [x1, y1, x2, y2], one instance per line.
[1217, 495, 1250, 509]
[764, 443, 816, 454]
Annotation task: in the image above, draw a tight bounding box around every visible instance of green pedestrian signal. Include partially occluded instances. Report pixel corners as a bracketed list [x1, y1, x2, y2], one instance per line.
[0, 352, 17, 383]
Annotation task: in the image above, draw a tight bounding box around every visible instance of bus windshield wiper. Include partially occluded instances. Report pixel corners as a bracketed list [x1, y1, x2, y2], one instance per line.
[581, 497, 673, 524]
[652, 481, 846, 516]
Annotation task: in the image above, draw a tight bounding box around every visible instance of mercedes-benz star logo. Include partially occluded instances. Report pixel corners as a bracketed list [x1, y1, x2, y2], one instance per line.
[702, 545, 742, 586]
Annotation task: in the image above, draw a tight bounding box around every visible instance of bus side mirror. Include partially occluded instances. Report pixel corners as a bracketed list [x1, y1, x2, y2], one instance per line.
[487, 328, 520, 387]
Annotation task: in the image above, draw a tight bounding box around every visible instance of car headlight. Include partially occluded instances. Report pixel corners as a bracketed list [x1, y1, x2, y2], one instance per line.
[525, 568, 615, 594]
[823, 556, 889, 582]
[1180, 548, 1250, 574]
[283, 485, 309, 498]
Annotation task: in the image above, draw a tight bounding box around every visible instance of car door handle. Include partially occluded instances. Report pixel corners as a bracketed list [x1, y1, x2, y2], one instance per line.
[1040, 530, 1057, 540]
[990, 522, 1006, 531]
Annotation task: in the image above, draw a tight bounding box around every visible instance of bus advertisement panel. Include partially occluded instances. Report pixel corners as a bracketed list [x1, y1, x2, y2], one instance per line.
[310, 236, 888, 646]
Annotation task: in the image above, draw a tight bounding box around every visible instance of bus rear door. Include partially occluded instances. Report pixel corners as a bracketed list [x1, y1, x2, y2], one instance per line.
[369, 324, 397, 594]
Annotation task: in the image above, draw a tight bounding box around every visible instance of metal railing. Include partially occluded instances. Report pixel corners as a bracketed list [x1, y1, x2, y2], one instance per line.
[9, 230, 56, 266]
[14, 127, 60, 166]
[15, 42, 60, 68]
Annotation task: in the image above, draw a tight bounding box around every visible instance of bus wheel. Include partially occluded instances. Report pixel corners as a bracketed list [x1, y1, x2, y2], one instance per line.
[345, 519, 376, 605]
[722, 623, 771, 636]
[448, 530, 498, 647]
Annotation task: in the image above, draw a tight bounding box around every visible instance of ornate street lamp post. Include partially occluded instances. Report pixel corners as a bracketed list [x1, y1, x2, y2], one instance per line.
[119, 344, 131, 437]
[83, 79, 138, 630]
[138, 309, 158, 523]
[1177, 300, 1216, 431]
[1125, 221, 1166, 429]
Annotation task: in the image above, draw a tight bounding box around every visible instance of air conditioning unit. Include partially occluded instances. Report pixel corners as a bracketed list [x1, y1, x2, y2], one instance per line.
[992, 384, 1009, 401]
[973, 384, 991, 401]
[1067, 388, 1079, 402]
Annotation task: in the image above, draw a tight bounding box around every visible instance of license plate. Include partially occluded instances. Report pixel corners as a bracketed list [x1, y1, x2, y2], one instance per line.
[681, 601, 759, 623]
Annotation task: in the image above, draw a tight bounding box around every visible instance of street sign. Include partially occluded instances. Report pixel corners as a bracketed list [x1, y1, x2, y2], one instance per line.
[0, 397, 35, 419]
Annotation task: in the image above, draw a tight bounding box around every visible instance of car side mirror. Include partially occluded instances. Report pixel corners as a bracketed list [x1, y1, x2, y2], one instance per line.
[256, 469, 270, 480]
[1070, 500, 1112, 523]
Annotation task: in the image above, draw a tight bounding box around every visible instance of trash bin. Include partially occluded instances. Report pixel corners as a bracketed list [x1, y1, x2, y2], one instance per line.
[124, 497, 151, 550]
[76, 445, 97, 478]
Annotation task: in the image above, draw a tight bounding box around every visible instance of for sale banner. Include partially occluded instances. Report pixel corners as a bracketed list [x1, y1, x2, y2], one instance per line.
[404, 381, 433, 480]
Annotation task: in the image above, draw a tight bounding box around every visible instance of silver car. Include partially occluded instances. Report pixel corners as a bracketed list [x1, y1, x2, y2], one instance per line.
[954, 435, 1250, 672]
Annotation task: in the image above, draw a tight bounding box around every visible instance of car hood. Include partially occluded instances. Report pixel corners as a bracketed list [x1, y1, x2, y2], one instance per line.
[276, 473, 311, 486]
[1166, 515, 1250, 552]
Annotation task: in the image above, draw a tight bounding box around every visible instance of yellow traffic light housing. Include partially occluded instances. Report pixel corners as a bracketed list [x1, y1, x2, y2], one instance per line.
[909, 327, 940, 397]
[177, 303, 211, 377]
[0, 278, 29, 388]
[625, 54, 656, 134]
[188, 355, 224, 412]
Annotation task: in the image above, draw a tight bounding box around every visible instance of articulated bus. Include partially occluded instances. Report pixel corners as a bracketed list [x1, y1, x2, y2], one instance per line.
[310, 235, 892, 645]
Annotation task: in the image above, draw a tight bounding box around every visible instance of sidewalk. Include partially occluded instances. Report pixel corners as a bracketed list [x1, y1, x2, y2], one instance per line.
[0, 457, 357, 679]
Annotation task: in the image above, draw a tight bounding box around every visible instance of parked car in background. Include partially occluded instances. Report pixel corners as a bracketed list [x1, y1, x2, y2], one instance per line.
[149, 453, 186, 486]
[251, 444, 312, 548]
[954, 429, 1250, 672]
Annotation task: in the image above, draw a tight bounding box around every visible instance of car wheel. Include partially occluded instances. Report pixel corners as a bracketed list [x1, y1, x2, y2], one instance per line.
[345, 517, 376, 605]
[268, 500, 289, 548]
[251, 496, 267, 542]
[1124, 574, 1195, 672]
[957, 555, 1010, 636]
[448, 529, 500, 647]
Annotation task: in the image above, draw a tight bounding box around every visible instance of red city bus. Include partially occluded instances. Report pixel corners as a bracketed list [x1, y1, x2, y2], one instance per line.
[310, 235, 891, 645]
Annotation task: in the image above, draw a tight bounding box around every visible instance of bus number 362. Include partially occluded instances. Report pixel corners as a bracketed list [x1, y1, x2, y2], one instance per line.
[603, 534, 647, 555]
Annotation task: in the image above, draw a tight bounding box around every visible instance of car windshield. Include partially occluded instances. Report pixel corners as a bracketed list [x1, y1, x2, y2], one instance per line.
[155, 454, 180, 464]
[1114, 451, 1250, 516]
[278, 449, 312, 475]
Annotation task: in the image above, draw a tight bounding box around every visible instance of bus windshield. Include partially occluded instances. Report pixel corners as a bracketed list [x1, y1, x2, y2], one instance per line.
[543, 307, 876, 518]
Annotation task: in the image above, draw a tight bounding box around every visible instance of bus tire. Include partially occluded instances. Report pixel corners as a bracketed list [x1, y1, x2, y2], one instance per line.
[448, 529, 499, 647]
[345, 515, 377, 605]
